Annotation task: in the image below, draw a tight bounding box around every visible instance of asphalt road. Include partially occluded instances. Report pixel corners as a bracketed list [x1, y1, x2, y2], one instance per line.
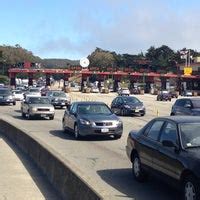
[0, 93, 180, 200]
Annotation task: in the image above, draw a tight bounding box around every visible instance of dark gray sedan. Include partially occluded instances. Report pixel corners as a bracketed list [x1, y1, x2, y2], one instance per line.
[62, 101, 123, 139]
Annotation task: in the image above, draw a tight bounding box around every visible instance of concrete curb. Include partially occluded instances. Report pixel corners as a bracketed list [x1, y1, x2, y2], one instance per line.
[0, 118, 104, 200]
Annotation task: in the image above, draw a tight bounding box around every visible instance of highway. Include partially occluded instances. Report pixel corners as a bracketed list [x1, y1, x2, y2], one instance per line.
[0, 93, 180, 200]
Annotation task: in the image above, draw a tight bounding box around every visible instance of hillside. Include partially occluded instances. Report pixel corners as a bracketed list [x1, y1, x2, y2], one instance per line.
[42, 59, 79, 68]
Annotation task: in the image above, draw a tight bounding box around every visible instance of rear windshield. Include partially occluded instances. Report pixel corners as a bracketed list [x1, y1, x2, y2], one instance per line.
[30, 88, 40, 92]
[53, 92, 66, 97]
[28, 97, 50, 104]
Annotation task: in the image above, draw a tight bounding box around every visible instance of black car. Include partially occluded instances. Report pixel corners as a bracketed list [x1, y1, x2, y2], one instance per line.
[62, 101, 123, 139]
[171, 98, 200, 116]
[157, 90, 172, 101]
[111, 96, 145, 116]
[126, 116, 200, 200]
[0, 88, 16, 105]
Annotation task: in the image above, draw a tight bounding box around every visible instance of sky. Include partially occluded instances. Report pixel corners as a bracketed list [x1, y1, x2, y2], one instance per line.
[0, 0, 200, 60]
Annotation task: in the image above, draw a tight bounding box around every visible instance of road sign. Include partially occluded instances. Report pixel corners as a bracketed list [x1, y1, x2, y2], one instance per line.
[184, 67, 192, 75]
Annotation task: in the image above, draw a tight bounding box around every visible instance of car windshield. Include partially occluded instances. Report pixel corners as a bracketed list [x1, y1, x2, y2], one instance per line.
[123, 97, 140, 103]
[180, 123, 200, 148]
[192, 100, 200, 108]
[30, 88, 40, 92]
[28, 97, 50, 104]
[53, 92, 66, 97]
[77, 104, 112, 115]
[0, 90, 11, 95]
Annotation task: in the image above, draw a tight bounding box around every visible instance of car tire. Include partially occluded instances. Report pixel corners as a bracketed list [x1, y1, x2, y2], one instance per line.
[132, 154, 147, 182]
[22, 112, 26, 118]
[113, 135, 121, 139]
[27, 111, 32, 120]
[49, 115, 54, 120]
[170, 112, 175, 116]
[13, 101, 16, 106]
[141, 113, 145, 117]
[120, 108, 126, 116]
[74, 124, 81, 140]
[182, 175, 200, 200]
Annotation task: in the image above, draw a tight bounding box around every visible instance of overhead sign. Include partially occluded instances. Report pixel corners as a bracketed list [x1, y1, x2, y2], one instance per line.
[184, 67, 192, 75]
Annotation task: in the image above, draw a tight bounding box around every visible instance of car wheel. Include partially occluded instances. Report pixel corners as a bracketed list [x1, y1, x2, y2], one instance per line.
[141, 113, 145, 117]
[49, 115, 54, 120]
[132, 154, 147, 182]
[113, 135, 121, 139]
[120, 108, 126, 116]
[74, 124, 81, 140]
[22, 111, 26, 118]
[27, 111, 32, 120]
[13, 101, 16, 105]
[170, 112, 175, 116]
[183, 175, 200, 200]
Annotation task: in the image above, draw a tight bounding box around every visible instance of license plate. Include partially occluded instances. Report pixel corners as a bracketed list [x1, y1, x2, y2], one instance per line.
[135, 109, 139, 112]
[101, 128, 109, 133]
[41, 114, 47, 117]
[61, 102, 65, 105]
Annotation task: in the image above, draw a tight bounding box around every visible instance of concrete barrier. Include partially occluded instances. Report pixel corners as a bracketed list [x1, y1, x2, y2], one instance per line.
[0, 118, 104, 200]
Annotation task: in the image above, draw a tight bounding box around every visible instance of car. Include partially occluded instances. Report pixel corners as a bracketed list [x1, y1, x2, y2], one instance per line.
[169, 91, 178, 98]
[171, 98, 200, 116]
[91, 86, 99, 93]
[130, 87, 140, 95]
[126, 116, 200, 200]
[41, 87, 50, 96]
[111, 96, 145, 116]
[157, 90, 171, 101]
[46, 90, 71, 108]
[62, 101, 123, 139]
[21, 96, 55, 120]
[118, 88, 130, 96]
[0, 88, 16, 105]
[12, 90, 24, 101]
[182, 90, 193, 97]
[24, 87, 41, 98]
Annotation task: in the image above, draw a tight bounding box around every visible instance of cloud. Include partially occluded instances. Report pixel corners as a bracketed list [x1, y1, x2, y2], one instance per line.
[35, 0, 200, 58]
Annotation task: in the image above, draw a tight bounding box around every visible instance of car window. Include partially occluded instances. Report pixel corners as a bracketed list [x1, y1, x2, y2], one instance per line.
[191, 100, 200, 108]
[146, 120, 164, 141]
[112, 98, 117, 105]
[70, 103, 77, 114]
[184, 100, 191, 107]
[160, 122, 178, 145]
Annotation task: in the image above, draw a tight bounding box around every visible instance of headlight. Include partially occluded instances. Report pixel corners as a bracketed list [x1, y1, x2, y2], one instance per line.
[5, 95, 13, 99]
[53, 98, 58, 102]
[136, 105, 145, 109]
[31, 107, 37, 112]
[124, 105, 131, 109]
[116, 120, 123, 126]
[79, 119, 90, 125]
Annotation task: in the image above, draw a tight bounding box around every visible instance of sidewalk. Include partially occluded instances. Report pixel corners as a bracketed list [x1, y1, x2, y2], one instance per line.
[0, 133, 60, 200]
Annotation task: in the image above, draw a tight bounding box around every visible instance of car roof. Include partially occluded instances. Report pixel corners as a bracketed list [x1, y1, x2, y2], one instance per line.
[73, 101, 106, 105]
[155, 116, 200, 124]
[176, 98, 200, 101]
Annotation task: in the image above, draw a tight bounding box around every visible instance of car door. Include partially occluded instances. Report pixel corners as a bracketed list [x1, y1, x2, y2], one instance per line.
[138, 120, 165, 169]
[67, 103, 78, 131]
[155, 121, 183, 180]
[114, 97, 122, 115]
[111, 98, 118, 114]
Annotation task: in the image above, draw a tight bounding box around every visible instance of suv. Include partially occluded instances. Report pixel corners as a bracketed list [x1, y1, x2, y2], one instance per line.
[171, 98, 200, 116]
[157, 90, 171, 101]
[47, 90, 71, 108]
[0, 88, 16, 105]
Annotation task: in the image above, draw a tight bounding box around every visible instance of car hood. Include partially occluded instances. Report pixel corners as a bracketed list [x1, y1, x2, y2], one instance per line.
[125, 102, 143, 107]
[78, 113, 120, 122]
[29, 104, 54, 108]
